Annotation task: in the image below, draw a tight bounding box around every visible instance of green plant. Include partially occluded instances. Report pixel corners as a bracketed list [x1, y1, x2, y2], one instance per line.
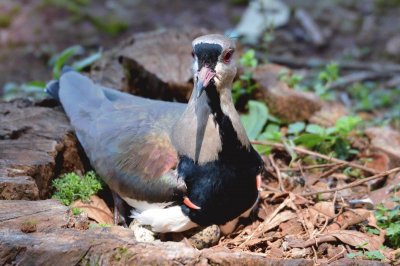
[71, 207, 83, 215]
[86, 15, 129, 36]
[232, 49, 258, 103]
[279, 70, 304, 89]
[279, 62, 339, 100]
[313, 62, 339, 100]
[2, 45, 101, 101]
[293, 116, 362, 160]
[2, 81, 47, 101]
[52, 171, 102, 206]
[375, 203, 400, 248]
[89, 223, 111, 229]
[347, 250, 385, 260]
[349, 82, 400, 112]
[240, 100, 282, 154]
[239, 49, 258, 68]
[50, 45, 101, 79]
[241, 100, 269, 140]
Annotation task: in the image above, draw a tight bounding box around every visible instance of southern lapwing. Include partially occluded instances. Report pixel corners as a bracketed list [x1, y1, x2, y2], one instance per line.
[46, 34, 264, 235]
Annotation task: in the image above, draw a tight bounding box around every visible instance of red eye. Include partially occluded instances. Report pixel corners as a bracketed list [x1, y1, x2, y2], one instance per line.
[223, 49, 234, 64]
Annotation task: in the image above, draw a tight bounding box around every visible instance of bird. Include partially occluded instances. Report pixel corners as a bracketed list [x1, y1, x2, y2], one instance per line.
[46, 34, 264, 235]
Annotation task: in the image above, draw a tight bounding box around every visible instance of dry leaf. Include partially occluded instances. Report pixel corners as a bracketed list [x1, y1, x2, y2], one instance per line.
[365, 152, 390, 172]
[72, 195, 113, 224]
[268, 246, 283, 258]
[312, 201, 335, 218]
[327, 209, 370, 231]
[263, 210, 297, 232]
[300, 208, 315, 236]
[327, 230, 383, 251]
[369, 173, 400, 209]
[279, 220, 303, 236]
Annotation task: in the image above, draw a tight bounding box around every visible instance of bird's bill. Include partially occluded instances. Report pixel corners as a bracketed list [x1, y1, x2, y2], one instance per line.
[196, 66, 216, 98]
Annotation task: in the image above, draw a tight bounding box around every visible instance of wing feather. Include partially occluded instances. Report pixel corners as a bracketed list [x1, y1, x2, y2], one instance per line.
[59, 72, 187, 203]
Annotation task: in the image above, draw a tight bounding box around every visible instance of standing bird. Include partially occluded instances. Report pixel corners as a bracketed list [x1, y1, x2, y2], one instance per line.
[46, 34, 264, 235]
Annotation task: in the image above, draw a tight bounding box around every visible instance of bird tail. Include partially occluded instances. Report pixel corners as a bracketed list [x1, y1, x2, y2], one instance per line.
[44, 66, 74, 101]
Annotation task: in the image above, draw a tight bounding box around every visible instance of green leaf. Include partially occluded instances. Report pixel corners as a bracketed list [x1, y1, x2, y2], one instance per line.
[318, 62, 339, 84]
[347, 252, 362, 259]
[288, 122, 305, 135]
[335, 115, 362, 135]
[241, 101, 269, 140]
[258, 124, 281, 142]
[334, 137, 350, 160]
[325, 126, 337, 135]
[254, 144, 272, 155]
[2, 81, 47, 101]
[52, 45, 84, 79]
[239, 49, 258, 68]
[295, 133, 325, 148]
[367, 228, 380, 235]
[52, 171, 102, 206]
[72, 50, 102, 71]
[364, 250, 385, 260]
[305, 124, 325, 135]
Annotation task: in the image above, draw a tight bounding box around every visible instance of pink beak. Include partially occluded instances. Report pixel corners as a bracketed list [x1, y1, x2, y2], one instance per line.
[196, 66, 216, 98]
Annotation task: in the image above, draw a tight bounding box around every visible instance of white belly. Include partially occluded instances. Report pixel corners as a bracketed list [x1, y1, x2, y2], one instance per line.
[122, 197, 198, 233]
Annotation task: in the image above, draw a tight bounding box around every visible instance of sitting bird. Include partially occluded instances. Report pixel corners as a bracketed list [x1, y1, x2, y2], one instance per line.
[46, 34, 264, 235]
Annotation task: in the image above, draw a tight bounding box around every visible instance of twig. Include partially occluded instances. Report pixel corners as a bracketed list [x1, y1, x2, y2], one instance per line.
[251, 140, 379, 175]
[289, 235, 337, 248]
[326, 246, 346, 264]
[312, 246, 319, 265]
[301, 167, 400, 197]
[329, 71, 391, 89]
[269, 154, 285, 192]
[279, 163, 340, 171]
[239, 198, 290, 247]
[317, 163, 345, 179]
[267, 55, 400, 73]
[295, 9, 325, 47]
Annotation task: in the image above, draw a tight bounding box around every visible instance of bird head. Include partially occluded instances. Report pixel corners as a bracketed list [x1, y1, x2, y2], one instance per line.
[191, 34, 237, 98]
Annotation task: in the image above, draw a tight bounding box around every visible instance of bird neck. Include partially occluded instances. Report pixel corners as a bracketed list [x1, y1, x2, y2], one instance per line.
[171, 84, 250, 165]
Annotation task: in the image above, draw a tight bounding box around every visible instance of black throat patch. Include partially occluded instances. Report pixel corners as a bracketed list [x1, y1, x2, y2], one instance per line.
[194, 43, 222, 69]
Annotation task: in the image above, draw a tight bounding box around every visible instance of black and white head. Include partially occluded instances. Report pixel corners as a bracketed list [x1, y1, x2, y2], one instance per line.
[172, 34, 250, 165]
[191, 34, 237, 98]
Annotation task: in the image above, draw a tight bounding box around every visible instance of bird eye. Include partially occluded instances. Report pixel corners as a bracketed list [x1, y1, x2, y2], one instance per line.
[191, 50, 195, 58]
[223, 49, 234, 64]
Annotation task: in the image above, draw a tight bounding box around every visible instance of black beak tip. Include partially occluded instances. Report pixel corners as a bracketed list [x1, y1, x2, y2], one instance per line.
[196, 83, 205, 98]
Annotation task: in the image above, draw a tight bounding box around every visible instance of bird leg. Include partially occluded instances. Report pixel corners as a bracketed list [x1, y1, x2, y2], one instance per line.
[112, 191, 127, 227]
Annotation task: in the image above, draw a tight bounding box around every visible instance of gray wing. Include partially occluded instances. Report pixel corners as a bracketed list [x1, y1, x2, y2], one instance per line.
[58, 71, 187, 203]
